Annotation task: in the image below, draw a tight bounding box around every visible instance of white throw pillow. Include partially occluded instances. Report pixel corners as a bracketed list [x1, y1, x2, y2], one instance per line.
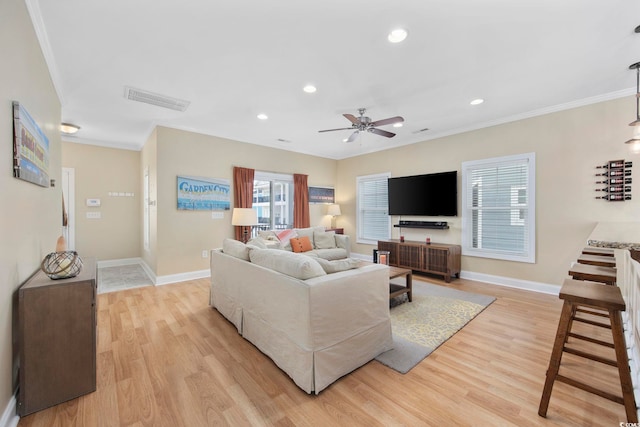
[315, 257, 359, 274]
[295, 226, 326, 247]
[258, 230, 280, 242]
[249, 248, 326, 280]
[314, 231, 336, 249]
[247, 237, 268, 249]
[222, 238, 251, 261]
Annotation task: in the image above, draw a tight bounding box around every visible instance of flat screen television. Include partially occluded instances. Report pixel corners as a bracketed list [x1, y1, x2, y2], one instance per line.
[387, 171, 457, 216]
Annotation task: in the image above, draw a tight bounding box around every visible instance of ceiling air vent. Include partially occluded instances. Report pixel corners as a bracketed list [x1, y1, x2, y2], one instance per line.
[124, 86, 190, 112]
[412, 127, 430, 134]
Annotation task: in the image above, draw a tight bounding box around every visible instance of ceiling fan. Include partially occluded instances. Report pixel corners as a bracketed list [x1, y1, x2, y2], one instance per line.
[318, 108, 404, 142]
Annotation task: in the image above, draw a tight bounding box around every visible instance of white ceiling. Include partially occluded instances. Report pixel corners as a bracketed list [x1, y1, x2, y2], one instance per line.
[28, 0, 640, 160]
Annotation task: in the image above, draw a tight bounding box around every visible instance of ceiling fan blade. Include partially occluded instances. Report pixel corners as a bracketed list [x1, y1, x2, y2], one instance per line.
[346, 131, 359, 143]
[318, 127, 354, 133]
[343, 114, 360, 125]
[369, 128, 396, 138]
[370, 116, 404, 127]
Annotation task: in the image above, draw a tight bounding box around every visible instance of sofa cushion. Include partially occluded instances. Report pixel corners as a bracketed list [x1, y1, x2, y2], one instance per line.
[247, 237, 268, 249]
[249, 248, 326, 280]
[222, 238, 251, 260]
[314, 257, 360, 274]
[314, 231, 336, 249]
[312, 248, 349, 261]
[290, 236, 313, 253]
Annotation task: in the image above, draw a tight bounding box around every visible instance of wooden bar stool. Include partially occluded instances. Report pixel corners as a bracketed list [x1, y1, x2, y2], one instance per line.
[538, 279, 637, 422]
[582, 247, 615, 257]
[569, 263, 617, 286]
[577, 254, 616, 268]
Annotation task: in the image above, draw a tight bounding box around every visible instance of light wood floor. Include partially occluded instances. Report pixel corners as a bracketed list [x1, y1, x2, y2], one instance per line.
[18, 275, 632, 426]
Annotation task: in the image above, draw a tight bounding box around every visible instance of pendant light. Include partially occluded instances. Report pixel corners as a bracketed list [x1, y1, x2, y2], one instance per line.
[629, 62, 640, 127]
[625, 62, 640, 149]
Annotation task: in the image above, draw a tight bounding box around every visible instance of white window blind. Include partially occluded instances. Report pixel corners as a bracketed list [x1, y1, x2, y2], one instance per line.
[462, 153, 535, 263]
[356, 173, 391, 244]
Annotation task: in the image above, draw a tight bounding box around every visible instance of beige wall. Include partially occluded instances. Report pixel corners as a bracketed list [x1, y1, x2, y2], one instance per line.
[61, 142, 141, 260]
[0, 0, 61, 414]
[152, 126, 337, 276]
[338, 96, 636, 287]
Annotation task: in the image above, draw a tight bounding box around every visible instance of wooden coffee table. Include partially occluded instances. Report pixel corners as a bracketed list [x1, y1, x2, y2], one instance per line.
[389, 266, 412, 302]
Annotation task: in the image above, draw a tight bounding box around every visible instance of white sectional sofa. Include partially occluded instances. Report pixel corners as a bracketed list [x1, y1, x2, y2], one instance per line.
[209, 238, 393, 394]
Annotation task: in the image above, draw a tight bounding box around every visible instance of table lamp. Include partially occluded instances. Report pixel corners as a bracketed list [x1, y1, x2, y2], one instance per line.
[232, 208, 258, 243]
[327, 204, 341, 229]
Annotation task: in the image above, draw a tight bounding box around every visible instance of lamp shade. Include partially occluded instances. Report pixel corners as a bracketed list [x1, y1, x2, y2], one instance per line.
[327, 204, 341, 216]
[231, 208, 258, 226]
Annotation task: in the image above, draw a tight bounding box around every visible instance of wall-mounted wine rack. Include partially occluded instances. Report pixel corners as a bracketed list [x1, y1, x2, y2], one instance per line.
[595, 159, 632, 201]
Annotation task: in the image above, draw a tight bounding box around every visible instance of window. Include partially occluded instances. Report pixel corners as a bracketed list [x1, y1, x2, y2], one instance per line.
[356, 173, 391, 244]
[462, 153, 535, 263]
[253, 171, 294, 231]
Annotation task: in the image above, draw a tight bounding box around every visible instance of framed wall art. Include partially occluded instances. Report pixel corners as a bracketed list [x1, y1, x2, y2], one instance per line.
[308, 186, 335, 204]
[177, 175, 231, 211]
[12, 101, 50, 187]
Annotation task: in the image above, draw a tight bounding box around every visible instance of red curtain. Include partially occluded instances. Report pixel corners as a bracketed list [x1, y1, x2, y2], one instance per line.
[293, 173, 310, 228]
[233, 166, 255, 240]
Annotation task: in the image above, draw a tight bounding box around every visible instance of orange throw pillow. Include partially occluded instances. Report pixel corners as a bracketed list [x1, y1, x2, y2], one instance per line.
[290, 236, 313, 253]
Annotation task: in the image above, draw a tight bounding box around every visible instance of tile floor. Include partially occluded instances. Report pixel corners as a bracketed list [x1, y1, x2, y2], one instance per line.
[98, 264, 153, 294]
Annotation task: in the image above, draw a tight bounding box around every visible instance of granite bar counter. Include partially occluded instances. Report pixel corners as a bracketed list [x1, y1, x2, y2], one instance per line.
[586, 221, 640, 250]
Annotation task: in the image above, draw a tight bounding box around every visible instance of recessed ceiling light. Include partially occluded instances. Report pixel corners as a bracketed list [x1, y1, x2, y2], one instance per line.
[393, 122, 403, 128]
[303, 85, 317, 93]
[470, 98, 484, 105]
[388, 28, 408, 43]
[257, 113, 268, 120]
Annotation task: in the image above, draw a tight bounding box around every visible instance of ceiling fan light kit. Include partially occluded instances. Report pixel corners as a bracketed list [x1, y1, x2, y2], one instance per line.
[318, 108, 404, 143]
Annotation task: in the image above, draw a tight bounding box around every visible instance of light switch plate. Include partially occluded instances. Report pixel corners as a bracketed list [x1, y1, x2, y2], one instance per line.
[86, 198, 101, 207]
[211, 211, 224, 219]
[86, 212, 101, 219]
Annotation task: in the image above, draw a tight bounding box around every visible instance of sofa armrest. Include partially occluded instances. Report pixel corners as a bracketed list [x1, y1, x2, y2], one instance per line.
[334, 234, 350, 257]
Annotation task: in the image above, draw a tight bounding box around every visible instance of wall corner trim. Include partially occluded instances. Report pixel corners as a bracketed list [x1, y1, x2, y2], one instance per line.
[0, 394, 19, 427]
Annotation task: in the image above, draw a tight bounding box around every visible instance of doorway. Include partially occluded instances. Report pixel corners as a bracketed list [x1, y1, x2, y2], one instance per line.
[61, 167, 75, 250]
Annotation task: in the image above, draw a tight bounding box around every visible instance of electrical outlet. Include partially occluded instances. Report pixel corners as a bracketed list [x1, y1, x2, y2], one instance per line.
[201, 250, 208, 258]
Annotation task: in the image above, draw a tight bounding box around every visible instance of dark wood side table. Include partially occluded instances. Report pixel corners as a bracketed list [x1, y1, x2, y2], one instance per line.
[17, 258, 97, 416]
[389, 266, 413, 302]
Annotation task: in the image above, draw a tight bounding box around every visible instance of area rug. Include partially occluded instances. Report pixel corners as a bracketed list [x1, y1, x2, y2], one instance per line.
[98, 264, 153, 294]
[375, 280, 496, 373]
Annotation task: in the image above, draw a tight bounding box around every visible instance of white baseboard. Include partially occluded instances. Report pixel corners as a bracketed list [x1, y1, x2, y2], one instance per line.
[352, 252, 560, 295]
[138, 260, 157, 284]
[459, 270, 559, 295]
[0, 395, 19, 427]
[155, 269, 210, 286]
